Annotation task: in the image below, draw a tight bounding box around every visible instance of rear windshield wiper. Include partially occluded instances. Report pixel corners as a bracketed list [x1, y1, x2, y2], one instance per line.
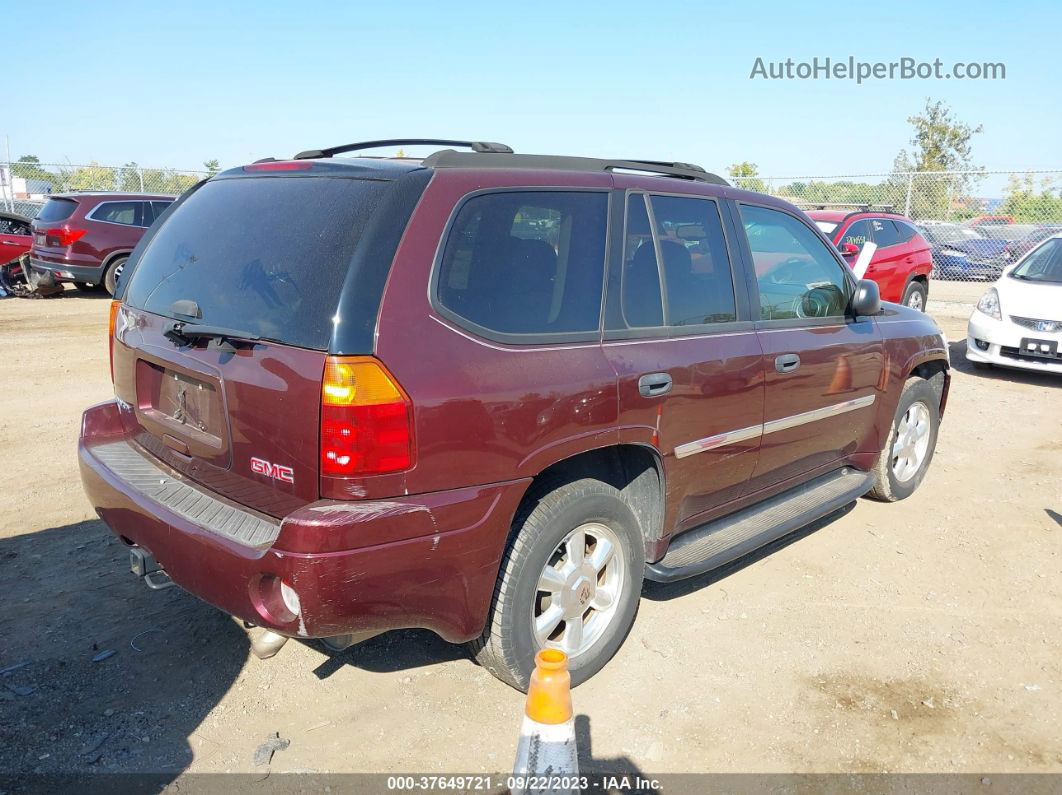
[165, 321, 261, 347]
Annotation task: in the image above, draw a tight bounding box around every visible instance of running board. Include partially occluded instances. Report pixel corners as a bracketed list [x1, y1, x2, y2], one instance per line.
[645, 468, 874, 583]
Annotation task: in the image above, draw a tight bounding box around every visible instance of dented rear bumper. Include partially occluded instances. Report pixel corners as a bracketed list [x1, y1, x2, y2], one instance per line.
[79, 400, 529, 642]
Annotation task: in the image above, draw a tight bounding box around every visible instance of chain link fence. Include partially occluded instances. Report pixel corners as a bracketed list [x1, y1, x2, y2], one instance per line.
[3, 161, 1060, 289]
[0, 161, 214, 218]
[731, 170, 1062, 284]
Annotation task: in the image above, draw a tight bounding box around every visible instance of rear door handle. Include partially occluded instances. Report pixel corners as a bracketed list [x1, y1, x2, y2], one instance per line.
[638, 372, 672, 397]
[775, 353, 801, 373]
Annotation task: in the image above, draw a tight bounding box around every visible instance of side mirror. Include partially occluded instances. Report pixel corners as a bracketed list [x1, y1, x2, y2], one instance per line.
[838, 242, 860, 258]
[851, 279, 881, 316]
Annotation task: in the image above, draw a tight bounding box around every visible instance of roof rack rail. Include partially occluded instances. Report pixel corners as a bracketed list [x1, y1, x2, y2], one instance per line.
[420, 150, 729, 186]
[793, 201, 899, 213]
[293, 138, 514, 160]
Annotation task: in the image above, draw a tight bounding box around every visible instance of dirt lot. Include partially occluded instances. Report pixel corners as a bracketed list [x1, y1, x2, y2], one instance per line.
[1, 288, 1059, 779]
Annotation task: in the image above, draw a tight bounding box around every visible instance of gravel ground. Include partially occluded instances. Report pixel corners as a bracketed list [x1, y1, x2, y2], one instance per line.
[0, 289, 1059, 780]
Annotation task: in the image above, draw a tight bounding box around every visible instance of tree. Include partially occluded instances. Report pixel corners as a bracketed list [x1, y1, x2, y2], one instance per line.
[9, 155, 56, 186]
[117, 162, 143, 192]
[62, 162, 117, 191]
[727, 161, 766, 193]
[889, 98, 984, 220]
[1000, 173, 1062, 223]
[203, 159, 220, 176]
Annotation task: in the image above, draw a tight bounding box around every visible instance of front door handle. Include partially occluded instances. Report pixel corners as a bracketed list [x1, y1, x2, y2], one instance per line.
[638, 372, 672, 397]
[775, 353, 801, 373]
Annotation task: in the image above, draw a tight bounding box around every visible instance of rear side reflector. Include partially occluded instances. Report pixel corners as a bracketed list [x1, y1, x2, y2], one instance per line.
[243, 161, 313, 172]
[320, 356, 413, 477]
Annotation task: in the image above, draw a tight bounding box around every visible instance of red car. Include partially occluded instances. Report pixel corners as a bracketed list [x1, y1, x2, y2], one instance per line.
[80, 139, 949, 689]
[29, 192, 174, 294]
[807, 209, 933, 311]
[0, 210, 32, 265]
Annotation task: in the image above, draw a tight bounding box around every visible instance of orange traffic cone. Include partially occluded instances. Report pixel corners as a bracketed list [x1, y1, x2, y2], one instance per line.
[512, 650, 579, 794]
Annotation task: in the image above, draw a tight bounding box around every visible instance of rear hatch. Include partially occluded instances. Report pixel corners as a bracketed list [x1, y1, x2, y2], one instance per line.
[113, 167, 415, 517]
[31, 197, 83, 259]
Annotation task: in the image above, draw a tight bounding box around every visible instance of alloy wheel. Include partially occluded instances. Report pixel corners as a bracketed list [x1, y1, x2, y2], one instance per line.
[891, 401, 932, 482]
[532, 522, 626, 659]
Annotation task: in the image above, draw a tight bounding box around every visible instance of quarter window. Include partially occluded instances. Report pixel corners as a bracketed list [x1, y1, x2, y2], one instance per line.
[150, 201, 173, 223]
[740, 204, 852, 321]
[436, 191, 608, 337]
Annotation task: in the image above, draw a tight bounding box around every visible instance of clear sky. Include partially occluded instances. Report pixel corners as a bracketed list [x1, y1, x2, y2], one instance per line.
[5, 0, 1060, 179]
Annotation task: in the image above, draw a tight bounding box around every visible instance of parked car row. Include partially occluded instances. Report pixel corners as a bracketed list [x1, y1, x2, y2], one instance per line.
[914, 220, 1062, 281]
[7, 192, 176, 294]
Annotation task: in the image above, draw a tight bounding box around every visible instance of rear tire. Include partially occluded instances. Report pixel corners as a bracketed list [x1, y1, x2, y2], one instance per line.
[902, 280, 927, 312]
[103, 256, 127, 296]
[470, 477, 645, 691]
[867, 377, 940, 502]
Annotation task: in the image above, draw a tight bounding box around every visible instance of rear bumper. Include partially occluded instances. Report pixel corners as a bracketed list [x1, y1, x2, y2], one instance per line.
[29, 256, 104, 282]
[79, 400, 529, 642]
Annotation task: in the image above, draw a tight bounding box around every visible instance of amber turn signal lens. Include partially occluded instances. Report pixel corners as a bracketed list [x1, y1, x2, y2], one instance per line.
[108, 300, 121, 382]
[322, 357, 406, 407]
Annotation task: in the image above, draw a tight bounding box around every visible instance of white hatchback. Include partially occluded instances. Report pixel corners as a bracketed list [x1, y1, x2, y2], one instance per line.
[967, 233, 1062, 374]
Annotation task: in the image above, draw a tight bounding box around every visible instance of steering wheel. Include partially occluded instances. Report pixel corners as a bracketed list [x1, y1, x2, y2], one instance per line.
[766, 257, 813, 284]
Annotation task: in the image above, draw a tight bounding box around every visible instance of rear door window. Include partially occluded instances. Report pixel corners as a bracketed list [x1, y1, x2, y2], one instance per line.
[870, 219, 902, 248]
[124, 176, 389, 350]
[435, 191, 608, 339]
[92, 201, 141, 226]
[620, 194, 664, 328]
[648, 195, 737, 327]
[36, 198, 78, 222]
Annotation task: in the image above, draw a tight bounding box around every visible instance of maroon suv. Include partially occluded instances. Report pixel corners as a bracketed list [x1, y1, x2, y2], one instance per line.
[79, 139, 950, 689]
[30, 192, 174, 294]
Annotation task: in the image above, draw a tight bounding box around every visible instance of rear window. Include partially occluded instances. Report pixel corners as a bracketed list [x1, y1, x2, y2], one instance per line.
[36, 198, 78, 222]
[124, 176, 387, 350]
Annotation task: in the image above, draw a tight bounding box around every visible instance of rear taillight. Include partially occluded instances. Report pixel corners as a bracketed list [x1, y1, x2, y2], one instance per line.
[320, 356, 413, 477]
[108, 300, 120, 382]
[47, 226, 87, 246]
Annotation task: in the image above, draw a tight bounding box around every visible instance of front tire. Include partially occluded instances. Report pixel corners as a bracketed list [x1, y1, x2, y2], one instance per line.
[867, 377, 940, 502]
[470, 477, 645, 691]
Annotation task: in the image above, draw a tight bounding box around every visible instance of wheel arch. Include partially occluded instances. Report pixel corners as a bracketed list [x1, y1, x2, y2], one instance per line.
[515, 444, 666, 551]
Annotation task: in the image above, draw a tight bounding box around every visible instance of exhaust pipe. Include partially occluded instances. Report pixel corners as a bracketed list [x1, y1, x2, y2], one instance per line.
[320, 630, 382, 652]
[250, 629, 290, 660]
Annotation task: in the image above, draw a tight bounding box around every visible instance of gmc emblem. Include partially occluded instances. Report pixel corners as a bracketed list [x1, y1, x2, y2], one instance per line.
[250, 457, 295, 484]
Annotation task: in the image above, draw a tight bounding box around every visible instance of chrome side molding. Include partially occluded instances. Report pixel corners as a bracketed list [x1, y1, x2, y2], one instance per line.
[673, 394, 877, 459]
